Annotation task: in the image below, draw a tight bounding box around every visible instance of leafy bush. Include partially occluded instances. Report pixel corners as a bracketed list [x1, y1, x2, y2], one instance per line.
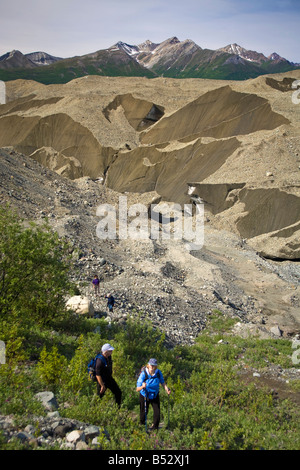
[0, 206, 74, 328]
[37, 346, 68, 389]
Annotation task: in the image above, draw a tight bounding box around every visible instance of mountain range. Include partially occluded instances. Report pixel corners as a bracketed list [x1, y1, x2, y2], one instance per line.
[0, 37, 299, 84]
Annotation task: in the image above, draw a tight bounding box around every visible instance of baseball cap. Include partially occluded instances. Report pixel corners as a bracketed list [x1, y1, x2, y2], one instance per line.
[148, 358, 158, 366]
[101, 343, 115, 353]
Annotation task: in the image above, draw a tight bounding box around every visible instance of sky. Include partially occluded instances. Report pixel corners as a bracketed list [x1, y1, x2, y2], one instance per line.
[0, 0, 299, 62]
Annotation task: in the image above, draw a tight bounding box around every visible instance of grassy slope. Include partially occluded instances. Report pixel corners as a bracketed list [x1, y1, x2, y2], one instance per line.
[1, 311, 299, 450]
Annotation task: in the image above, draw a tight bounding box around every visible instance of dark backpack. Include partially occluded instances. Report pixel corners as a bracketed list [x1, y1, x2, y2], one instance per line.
[87, 353, 107, 381]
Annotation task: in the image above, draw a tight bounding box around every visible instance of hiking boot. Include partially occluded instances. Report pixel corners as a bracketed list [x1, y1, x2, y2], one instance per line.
[149, 424, 159, 431]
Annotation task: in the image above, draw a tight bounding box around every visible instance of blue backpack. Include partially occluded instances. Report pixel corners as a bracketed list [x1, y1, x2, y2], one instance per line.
[140, 366, 163, 399]
[87, 353, 107, 381]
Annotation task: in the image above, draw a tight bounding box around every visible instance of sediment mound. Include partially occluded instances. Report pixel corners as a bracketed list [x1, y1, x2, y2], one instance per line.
[1, 73, 299, 259]
[187, 183, 300, 260]
[265, 77, 297, 92]
[106, 137, 241, 203]
[236, 188, 300, 239]
[0, 113, 115, 178]
[0, 95, 63, 115]
[103, 93, 164, 131]
[140, 85, 290, 144]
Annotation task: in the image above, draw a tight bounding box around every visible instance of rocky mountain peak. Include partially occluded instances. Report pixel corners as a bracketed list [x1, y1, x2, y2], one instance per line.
[164, 36, 180, 45]
[0, 49, 36, 69]
[268, 52, 286, 62]
[0, 49, 23, 61]
[110, 41, 140, 55]
[218, 43, 268, 63]
[137, 39, 159, 53]
[25, 51, 63, 66]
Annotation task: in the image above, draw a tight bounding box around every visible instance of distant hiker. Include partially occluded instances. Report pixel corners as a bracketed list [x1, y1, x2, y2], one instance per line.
[136, 358, 171, 431]
[92, 275, 100, 295]
[106, 293, 115, 313]
[95, 343, 122, 407]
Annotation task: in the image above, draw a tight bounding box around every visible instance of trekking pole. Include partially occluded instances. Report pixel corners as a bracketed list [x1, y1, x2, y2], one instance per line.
[167, 393, 170, 430]
[144, 389, 148, 434]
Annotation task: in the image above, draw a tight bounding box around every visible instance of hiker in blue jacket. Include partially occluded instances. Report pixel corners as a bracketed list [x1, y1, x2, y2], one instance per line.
[95, 343, 122, 407]
[106, 293, 115, 313]
[136, 358, 171, 430]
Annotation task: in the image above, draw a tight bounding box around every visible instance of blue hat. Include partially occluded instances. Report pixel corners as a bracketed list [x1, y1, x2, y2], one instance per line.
[148, 358, 158, 366]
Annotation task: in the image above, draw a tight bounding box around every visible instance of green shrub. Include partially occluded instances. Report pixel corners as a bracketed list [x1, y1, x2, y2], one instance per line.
[0, 206, 74, 327]
[37, 346, 68, 389]
[0, 364, 45, 416]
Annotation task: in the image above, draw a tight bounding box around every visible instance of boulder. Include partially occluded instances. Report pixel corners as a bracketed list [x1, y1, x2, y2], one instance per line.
[270, 325, 283, 337]
[35, 391, 58, 411]
[231, 322, 273, 339]
[66, 430, 85, 443]
[66, 295, 94, 317]
[84, 425, 100, 440]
